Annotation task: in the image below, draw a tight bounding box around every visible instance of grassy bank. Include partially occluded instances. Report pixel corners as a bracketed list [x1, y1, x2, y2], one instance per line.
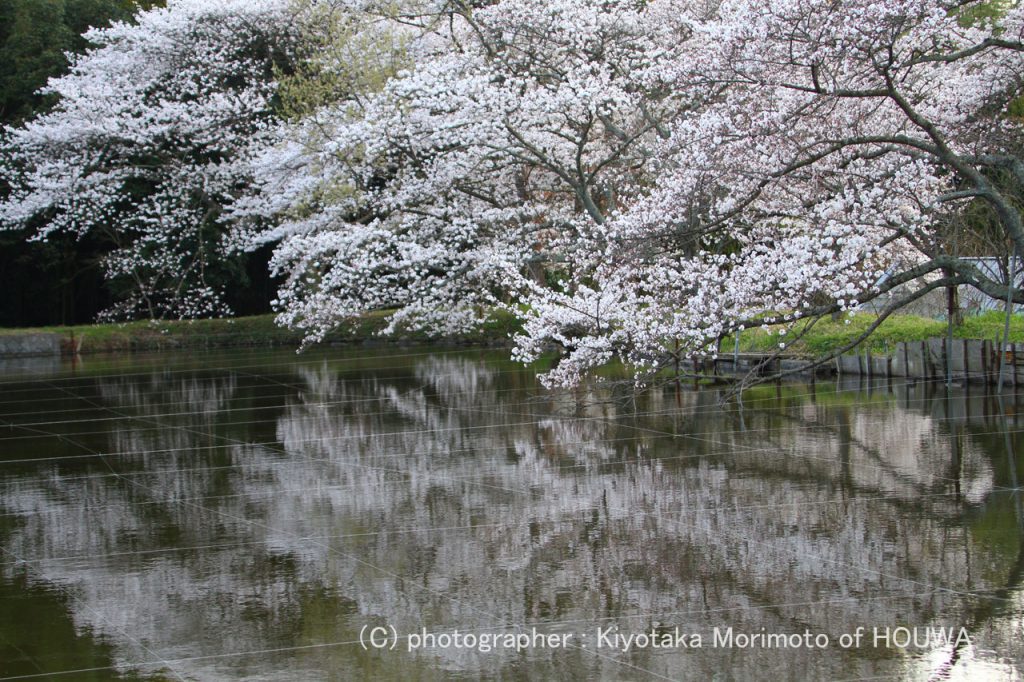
[0, 310, 523, 354]
[729, 311, 1024, 356]
[2, 309, 1022, 358]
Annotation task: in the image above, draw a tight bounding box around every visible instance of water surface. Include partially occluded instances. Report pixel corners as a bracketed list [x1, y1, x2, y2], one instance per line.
[1, 347, 1022, 680]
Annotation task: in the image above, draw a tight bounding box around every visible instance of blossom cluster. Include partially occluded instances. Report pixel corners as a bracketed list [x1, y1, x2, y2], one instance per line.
[243, 0, 1022, 384]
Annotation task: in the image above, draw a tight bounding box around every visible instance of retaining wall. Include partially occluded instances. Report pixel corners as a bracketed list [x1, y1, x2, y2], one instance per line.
[837, 338, 1024, 385]
[0, 333, 61, 357]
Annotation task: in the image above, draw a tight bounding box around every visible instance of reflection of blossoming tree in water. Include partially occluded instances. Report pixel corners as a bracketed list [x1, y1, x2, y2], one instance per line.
[0, 352, 1016, 679]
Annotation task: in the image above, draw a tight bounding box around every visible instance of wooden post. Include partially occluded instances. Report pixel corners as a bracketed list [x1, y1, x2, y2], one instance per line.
[734, 331, 740, 372]
[775, 360, 782, 399]
[1014, 343, 1019, 388]
[963, 339, 969, 382]
[982, 340, 989, 385]
[943, 335, 951, 387]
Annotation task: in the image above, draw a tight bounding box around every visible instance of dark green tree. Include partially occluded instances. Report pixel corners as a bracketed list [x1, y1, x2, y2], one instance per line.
[0, 0, 168, 326]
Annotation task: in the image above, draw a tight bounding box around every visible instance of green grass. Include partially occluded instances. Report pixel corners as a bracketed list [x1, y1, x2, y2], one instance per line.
[3, 308, 1021, 358]
[727, 310, 1024, 357]
[0, 309, 523, 354]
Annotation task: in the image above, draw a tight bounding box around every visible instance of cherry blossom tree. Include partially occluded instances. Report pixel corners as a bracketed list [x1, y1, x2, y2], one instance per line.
[248, 0, 1022, 386]
[0, 0, 298, 320]
[5, 0, 1019, 388]
[509, 0, 1024, 385]
[233, 0, 699, 341]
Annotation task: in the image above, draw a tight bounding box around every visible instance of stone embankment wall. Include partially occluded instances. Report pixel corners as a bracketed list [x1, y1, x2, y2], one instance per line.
[0, 333, 61, 357]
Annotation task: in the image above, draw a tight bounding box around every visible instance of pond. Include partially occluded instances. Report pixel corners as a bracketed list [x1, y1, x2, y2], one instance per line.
[0, 347, 1022, 681]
